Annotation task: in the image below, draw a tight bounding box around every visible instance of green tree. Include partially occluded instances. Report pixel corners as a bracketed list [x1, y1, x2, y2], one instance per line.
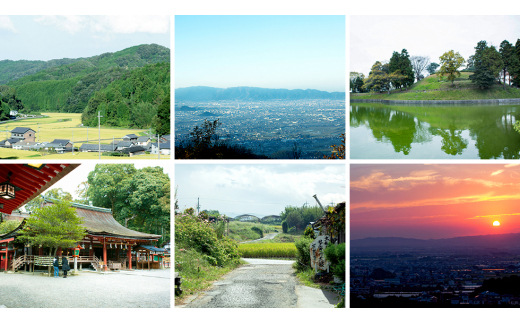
[513, 39, 520, 87]
[363, 61, 404, 94]
[17, 200, 86, 256]
[439, 50, 466, 85]
[426, 62, 440, 75]
[0, 220, 21, 234]
[470, 43, 503, 89]
[86, 164, 170, 245]
[500, 40, 515, 89]
[389, 49, 414, 89]
[154, 91, 170, 135]
[281, 220, 288, 233]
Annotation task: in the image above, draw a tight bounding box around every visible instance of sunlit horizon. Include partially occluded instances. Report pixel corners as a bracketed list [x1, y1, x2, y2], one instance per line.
[351, 164, 520, 240]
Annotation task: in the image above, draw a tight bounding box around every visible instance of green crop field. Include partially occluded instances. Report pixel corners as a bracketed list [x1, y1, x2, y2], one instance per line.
[238, 243, 297, 258]
[0, 112, 170, 159]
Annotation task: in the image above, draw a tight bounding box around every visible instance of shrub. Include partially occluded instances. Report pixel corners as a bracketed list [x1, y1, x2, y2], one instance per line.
[303, 225, 315, 239]
[251, 226, 263, 238]
[281, 220, 288, 233]
[324, 243, 346, 282]
[175, 214, 241, 266]
[293, 237, 314, 272]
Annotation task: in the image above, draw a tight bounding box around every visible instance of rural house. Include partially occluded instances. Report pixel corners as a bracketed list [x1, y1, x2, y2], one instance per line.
[10, 127, 36, 142]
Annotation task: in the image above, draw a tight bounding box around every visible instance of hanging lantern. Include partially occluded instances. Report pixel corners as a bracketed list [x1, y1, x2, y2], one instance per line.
[81, 243, 85, 249]
[0, 181, 16, 200]
[109, 243, 112, 248]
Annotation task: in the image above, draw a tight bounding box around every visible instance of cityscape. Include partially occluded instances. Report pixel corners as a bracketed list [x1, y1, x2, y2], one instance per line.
[175, 99, 345, 158]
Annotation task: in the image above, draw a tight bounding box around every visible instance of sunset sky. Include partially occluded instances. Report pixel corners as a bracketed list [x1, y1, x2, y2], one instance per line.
[351, 164, 520, 240]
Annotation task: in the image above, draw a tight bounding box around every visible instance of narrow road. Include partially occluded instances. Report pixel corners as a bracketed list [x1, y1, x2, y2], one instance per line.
[241, 232, 279, 244]
[180, 259, 338, 308]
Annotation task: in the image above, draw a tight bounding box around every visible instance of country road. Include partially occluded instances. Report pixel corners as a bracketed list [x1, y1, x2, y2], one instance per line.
[178, 259, 339, 308]
[240, 232, 279, 244]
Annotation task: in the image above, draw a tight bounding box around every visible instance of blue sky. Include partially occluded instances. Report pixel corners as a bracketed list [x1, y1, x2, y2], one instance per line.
[0, 16, 170, 61]
[175, 15, 345, 92]
[175, 164, 345, 218]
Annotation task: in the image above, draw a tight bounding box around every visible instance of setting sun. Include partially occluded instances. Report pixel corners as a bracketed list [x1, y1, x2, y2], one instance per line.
[493, 221, 501, 226]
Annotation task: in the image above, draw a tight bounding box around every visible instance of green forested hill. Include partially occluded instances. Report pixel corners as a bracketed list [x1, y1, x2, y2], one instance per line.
[81, 62, 170, 129]
[0, 58, 82, 85]
[5, 44, 170, 113]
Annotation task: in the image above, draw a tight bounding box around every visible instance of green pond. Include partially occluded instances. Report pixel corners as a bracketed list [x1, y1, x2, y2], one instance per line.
[350, 103, 520, 159]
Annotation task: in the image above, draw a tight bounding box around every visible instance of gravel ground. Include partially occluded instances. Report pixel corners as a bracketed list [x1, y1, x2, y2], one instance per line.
[0, 269, 170, 308]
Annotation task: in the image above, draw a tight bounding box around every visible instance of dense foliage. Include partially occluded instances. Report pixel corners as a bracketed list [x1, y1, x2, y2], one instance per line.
[0, 85, 24, 120]
[0, 219, 21, 234]
[0, 57, 81, 85]
[86, 164, 170, 245]
[293, 236, 313, 271]
[81, 62, 170, 130]
[175, 213, 241, 266]
[438, 50, 466, 85]
[280, 204, 323, 231]
[324, 243, 346, 282]
[17, 200, 86, 256]
[2, 44, 170, 132]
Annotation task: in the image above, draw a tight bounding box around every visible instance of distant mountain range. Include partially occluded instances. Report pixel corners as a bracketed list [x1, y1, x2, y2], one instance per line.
[175, 86, 345, 101]
[351, 232, 520, 252]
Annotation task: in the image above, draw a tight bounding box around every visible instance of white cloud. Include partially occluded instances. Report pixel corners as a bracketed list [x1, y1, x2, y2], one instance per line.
[34, 15, 169, 35]
[0, 16, 17, 32]
[491, 169, 504, 176]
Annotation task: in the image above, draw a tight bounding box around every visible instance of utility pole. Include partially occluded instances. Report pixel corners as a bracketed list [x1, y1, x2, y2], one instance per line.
[72, 129, 74, 155]
[87, 126, 88, 143]
[197, 197, 200, 215]
[4, 126, 7, 140]
[157, 134, 160, 159]
[98, 111, 103, 160]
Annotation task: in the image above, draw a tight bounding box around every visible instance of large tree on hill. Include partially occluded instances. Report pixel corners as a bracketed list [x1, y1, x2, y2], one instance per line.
[410, 56, 430, 82]
[439, 50, 465, 86]
[470, 41, 503, 89]
[512, 39, 520, 87]
[363, 61, 404, 94]
[350, 72, 365, 93]
[500, 40, 515, 88]
[388, 50, 414, 89]
[426, 62, 440, 75]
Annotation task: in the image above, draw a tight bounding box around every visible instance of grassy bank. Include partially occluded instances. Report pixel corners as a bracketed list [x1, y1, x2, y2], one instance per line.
[227, 221, 277, 242]
[175, 245, 245, 303]
[351, 73, 520, 101]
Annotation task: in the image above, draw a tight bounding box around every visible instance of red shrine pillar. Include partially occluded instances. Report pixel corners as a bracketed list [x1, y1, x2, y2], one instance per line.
[103, 237, 107, 272]
[127, 242, 132, 270]
[89, 237, 94, 257]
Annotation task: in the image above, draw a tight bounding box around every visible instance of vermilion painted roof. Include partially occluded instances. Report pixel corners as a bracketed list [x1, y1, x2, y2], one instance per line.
[0, 164, 79, 214]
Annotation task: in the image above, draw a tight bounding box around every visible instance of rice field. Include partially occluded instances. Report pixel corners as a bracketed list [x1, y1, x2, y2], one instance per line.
[0, 112, 170, 159]
[238, 243, 297, 259]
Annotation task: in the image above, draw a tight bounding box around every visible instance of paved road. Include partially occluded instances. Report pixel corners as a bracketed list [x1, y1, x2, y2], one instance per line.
[0, 269, 170, 308]
[181, 259, 338, 308]
[241, 232, 279, 244]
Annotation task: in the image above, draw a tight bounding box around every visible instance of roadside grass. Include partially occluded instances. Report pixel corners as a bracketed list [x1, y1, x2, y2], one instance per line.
[175, 245, 245, 303]
[238, 243, 297, 258]
[295, 267, 321, 289]
[351, 72, 520, 101]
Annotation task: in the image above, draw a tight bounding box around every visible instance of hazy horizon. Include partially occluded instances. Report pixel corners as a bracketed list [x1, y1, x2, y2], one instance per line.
[175, 15, 345, 92]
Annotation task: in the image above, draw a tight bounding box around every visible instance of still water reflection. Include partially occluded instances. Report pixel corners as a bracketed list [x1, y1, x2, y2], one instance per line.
[350, 103, 520, 159]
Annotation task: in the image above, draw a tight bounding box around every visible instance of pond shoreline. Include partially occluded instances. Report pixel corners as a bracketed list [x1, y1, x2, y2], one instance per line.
[350, 98, 520, 105]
